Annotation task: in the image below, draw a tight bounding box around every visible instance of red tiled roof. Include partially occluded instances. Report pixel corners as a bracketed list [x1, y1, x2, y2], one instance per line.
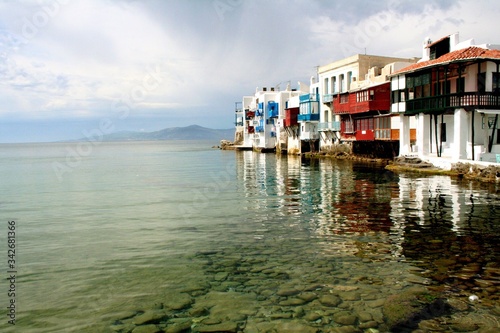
[392, 46, 500, 75]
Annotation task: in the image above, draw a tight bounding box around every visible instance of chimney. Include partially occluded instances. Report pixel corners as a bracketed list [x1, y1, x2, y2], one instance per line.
[449, 32, 460, 51]
[421, 37, 432, 61]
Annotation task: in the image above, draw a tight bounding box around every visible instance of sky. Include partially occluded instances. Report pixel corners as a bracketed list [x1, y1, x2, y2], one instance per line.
[0, 0, 499, 142]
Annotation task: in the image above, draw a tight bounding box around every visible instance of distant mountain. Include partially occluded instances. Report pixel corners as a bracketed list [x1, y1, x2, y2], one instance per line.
[79, 125, 235, 142]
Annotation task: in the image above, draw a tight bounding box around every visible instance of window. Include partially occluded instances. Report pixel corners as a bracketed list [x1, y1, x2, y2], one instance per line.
[493, 72, 500, 93]
[375, 116, 391, 139]
[407, 73, 431, 97]
[356, 90, 374, 102]
[423, 84, 431, 97]
[324, 77, 329, 94]
[376, 116, 391, 130]
[441, 81, 450, 95]
[343, 119, 354, 133]
[340, 94, 349, 104]
[478, 72, 486, 93]
[339, 74, 345, 92]
[347, 71, 352, 90]
[456, 77, 465, 93]
[357, 91, 368, 102]
[331, 76, 336, 94]
[356, 118, 374, 131]
[392, 90, 399, 103]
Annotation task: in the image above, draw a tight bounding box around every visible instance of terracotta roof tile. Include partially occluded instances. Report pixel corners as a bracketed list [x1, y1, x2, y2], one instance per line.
[392, 46, 500, 75]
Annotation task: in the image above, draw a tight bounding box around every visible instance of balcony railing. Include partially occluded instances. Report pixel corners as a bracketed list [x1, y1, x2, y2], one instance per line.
[323, 94, 334, 103]
[298, 113, 320, 122]
[255, 126, 264, 133]
[268, 109, 279, 118]
[375, 129, 391, 140]
[268, 101, 279, 118]
[318, 121, 341, 131]
[405, 91, 500, 114]
[300, 93, 320, 103]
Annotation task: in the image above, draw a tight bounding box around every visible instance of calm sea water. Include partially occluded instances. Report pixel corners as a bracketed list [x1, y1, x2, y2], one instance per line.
[0, 141, 499, 332]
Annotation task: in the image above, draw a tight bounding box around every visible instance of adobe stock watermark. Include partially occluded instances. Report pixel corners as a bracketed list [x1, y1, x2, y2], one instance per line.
[212, 0, 243, 21]
[21, 0, 69, 42]
[51, 64, 165, 182]
[339, 9, 394, 57]
[338, 0, 410, 57]
[177, 160, 237, 224]
[1, 1, 68, 73]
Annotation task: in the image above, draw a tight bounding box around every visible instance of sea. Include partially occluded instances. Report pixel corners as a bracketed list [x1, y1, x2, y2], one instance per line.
[0, 140, 499, 332]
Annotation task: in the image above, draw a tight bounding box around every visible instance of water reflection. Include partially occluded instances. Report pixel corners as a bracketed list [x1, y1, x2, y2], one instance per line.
[235, 151, 500, 302]
[395, 176, 500, 302]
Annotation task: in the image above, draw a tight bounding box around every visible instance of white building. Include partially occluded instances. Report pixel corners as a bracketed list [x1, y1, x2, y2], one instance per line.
[390, 33, 500, 163]
[318, 54, 419, 151]
[297, 77, 321, 152]
[238, 85, 304, 152]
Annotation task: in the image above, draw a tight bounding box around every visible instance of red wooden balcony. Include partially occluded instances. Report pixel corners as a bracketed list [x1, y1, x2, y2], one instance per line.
[284, 107, 299, 127]
[333, 82, 391, 115]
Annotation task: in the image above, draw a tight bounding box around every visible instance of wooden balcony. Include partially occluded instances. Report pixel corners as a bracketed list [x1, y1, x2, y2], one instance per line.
[405, 92, 500, 115]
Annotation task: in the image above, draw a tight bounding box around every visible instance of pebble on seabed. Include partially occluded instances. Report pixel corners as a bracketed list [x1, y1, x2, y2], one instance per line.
[468, 294, 479, 302]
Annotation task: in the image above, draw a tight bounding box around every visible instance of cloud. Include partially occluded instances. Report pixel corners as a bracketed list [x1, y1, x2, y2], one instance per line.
[0, 0, 499, 141]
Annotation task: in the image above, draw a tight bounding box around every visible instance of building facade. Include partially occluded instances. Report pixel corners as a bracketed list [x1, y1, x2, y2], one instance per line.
[319, 54, 418, 152]
[391, 33, 500, 162]
[237, 85, 305, 152]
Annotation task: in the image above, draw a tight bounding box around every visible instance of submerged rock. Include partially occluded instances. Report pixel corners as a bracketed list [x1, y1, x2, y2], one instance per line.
[133, 310, 168, 325]
[382, 288, 450, 331]
[164, 293, 193, 310]
[193, 321, 239, 332]
[318, 294, 342, 307]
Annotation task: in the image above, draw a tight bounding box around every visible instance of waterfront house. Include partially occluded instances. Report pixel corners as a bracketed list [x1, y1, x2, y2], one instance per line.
[298, 77, 321, 153]
[319, 54, 418, 154]
[283, 94, 301, 154]
[390, 33, 500, 163]
[236, 85, 304, 152]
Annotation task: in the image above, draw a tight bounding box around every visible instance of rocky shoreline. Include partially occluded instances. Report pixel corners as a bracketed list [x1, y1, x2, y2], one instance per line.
[219, 138, 500, 183]
[386, 156, 500, 183]
[303, 152, 500, 183]
[109, 244, 500, 333]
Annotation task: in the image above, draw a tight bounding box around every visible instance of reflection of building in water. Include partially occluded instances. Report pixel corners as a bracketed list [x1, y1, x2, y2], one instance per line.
[236, 152, 500, 301]
[393, 174, 500, 300]
[313, 161, 395, 236]
[236, 151, 305, 215]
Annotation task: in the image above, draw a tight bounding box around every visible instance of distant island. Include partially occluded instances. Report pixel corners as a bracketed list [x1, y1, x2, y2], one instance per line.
[76, 125, 234, 142]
